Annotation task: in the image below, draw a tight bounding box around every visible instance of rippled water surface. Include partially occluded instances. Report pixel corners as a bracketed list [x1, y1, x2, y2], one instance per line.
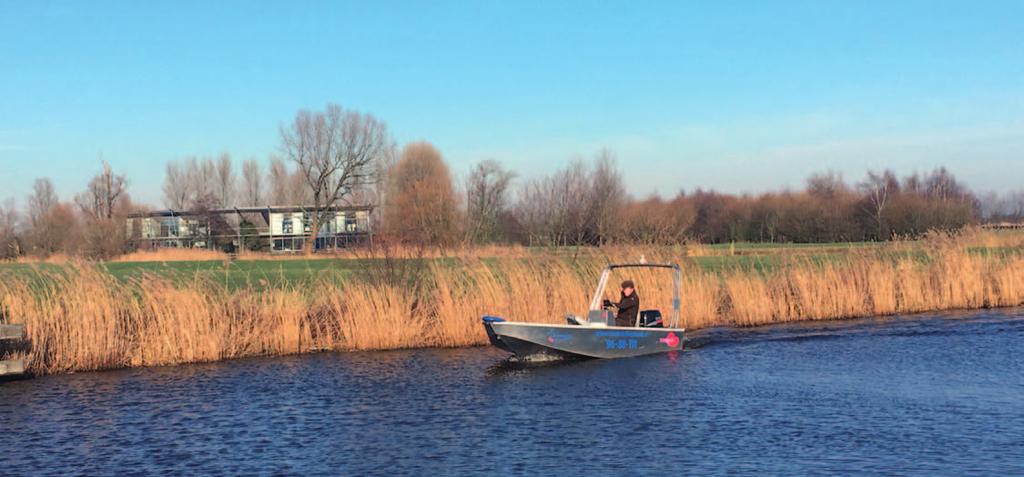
[3, 309, 1024, 476]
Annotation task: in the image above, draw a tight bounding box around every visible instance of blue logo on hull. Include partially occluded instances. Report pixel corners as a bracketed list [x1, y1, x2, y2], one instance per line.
[595, 330, 649, 338]
[605, 339, 639, 350]
[546, 332, 573, 344]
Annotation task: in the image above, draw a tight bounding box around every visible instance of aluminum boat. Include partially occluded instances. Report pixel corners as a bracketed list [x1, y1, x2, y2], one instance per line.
[482, 262, 685, 359]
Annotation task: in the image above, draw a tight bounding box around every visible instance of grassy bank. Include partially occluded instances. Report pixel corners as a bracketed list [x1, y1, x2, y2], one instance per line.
[1, 231, 1023, 375]
[0, 240, 950, 290]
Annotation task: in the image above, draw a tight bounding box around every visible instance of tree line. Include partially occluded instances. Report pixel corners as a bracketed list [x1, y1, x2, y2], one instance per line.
[460, 159, 989, 246]
[0, 162, 133, 259]
[2, 102, 1021, 259]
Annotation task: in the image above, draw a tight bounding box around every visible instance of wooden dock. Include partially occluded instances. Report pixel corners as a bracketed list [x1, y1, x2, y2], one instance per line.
[0, 324, 27, 378]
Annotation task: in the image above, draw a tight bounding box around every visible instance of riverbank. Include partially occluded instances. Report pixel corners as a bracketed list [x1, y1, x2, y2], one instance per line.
[2, 231, 1023, 375]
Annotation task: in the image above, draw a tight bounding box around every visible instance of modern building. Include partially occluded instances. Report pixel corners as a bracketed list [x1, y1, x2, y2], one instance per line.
[127, 205, 372, 253]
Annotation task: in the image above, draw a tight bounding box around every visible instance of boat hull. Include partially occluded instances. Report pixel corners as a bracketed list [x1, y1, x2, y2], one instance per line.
[483, 318, 685, 359]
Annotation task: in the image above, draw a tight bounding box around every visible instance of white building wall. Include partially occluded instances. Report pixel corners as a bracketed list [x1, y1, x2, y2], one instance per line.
[356, 210, 369, 231]
[269, 213, 283, 235]
[269, 212, 306, 235]
[268, 210, 369, 236]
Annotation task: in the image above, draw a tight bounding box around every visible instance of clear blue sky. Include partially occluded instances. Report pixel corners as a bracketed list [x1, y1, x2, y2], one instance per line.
[1, 1, 1022, 207]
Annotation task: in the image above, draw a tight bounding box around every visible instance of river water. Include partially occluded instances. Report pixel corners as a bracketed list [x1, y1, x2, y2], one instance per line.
[2, 309, 1023, 476]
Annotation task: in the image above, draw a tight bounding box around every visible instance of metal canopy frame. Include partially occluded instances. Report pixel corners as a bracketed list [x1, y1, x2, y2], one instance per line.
[587, 263, 683, 328]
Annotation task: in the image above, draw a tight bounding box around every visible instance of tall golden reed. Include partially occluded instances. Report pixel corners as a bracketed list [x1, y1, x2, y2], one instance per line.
[1, 235, 1022, 375]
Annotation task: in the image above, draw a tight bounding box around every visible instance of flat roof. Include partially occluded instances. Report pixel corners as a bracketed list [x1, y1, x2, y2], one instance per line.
[128, 205, 373, 218]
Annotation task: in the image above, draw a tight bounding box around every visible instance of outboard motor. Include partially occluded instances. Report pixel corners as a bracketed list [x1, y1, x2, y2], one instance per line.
[639, 310, 663, 328]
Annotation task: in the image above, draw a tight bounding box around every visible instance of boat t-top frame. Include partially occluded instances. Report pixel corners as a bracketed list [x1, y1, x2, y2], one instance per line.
[587, 263, 682, 328]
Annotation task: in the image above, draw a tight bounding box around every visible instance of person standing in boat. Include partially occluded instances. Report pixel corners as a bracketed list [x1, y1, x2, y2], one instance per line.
[605, 280, 639, 327]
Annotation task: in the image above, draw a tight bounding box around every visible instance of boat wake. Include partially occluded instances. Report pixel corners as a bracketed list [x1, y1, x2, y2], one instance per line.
[684, 309, 1024, 350]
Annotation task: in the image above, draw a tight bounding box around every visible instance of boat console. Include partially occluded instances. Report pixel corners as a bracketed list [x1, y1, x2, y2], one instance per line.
[565, 310, 613, 326]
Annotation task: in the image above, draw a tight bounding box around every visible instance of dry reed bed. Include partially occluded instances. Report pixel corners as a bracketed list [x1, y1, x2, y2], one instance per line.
[2, 242, 1023, 375]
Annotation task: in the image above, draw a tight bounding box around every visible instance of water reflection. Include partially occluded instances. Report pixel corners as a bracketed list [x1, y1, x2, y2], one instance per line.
[485, 356, 588, 377]
[1, 308, 1022, 476]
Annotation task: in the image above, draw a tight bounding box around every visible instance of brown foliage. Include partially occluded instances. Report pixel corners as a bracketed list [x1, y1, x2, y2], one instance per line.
[607, 168, 977, 244]
[504, 165, 979, 245]
[27, 202, 79, 257]
[384, 142, 460, 246]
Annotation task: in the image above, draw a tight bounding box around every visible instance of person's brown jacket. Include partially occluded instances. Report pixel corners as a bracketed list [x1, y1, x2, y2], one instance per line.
[613, 293, 639, 327]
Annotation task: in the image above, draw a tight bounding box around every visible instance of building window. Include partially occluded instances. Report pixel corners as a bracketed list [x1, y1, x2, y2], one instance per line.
[162, 217, 179, 237]
[282, 217, 294, 234]
[356, 211, 369, 232]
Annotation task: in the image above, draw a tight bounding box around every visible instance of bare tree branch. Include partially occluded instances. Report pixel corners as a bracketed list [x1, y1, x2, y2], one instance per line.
[280, 103, 393, 252]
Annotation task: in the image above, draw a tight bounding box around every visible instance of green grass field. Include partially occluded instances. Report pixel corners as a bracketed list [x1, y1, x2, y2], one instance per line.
[0, 259, 362, 290]
[102, 258, 366, 288]
[0, 254, 785, 290]
[1, 238, 1020, 291]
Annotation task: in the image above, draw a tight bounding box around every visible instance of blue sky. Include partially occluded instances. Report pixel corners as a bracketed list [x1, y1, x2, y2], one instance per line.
[1, 1, 1022, 206]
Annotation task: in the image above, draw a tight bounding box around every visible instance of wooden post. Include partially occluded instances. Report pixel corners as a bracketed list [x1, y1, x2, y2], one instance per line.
[1, 324, 27, 377]
[0, 324, 25, 341]
[0, 359, 25, 377]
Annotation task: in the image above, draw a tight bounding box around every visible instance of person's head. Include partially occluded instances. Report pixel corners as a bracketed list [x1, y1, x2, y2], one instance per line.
[621, 280, 635, 296]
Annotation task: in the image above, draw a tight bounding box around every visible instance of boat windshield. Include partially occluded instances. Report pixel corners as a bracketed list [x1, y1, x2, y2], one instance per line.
[588, 263, 682, 328]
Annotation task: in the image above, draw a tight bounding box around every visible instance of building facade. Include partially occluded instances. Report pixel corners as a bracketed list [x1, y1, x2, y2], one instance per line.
[127, 205, 372, 253]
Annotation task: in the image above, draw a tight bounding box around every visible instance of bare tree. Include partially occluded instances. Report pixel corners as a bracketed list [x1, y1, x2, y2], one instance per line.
[367, 144, 398, 228]
[263, 157, 312, 205]
[511, 152, 624, 246]
[922, 167, 971, 202]
[1007, 191, 1024, 221]
[241, 158, 263, 206]
[288, 168, 312, 205]
[617, 195, 692, 245]
[215, 153, 236, 208]
[189, 157, 217, 206]
[76, 161, 128, 219]
[267, 158, 290, 205]
[858, 170, 899, 240]
[163, 159, 192, 209]
[74, 161, 131, 258]
[806, 171, 846, 198]
[24, 178, 88, 256]
[0, 198, 20, 259]
[559, 161, 594, 245]
[1008, 192, 1024, 220]
[27, 178, 57, 228]
[465, 159, 515, 244]
[163, 156, 225, 210]
[280, 103, 392, 252]
[45, 203, 80, 256]
[588, 149, 625, 244]
[513, 177, 550, 245]
[805, 171, 855, 242]
[982, 190, 1024, 221]
[514, 160, 592, 246]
